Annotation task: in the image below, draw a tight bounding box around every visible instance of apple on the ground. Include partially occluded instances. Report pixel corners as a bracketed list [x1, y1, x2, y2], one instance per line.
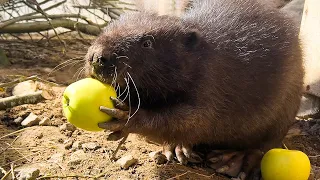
[261, 148, 311, 180]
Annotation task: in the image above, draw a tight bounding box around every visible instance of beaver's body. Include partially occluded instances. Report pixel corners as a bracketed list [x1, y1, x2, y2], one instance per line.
[85, 0, 304, 177]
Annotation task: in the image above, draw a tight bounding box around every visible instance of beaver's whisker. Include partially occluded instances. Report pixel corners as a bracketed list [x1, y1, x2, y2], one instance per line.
[49, 58, 85, 76]
[121, 77, 130, 103]
[118, 79, 129, 99]
[123, 62, 132, 69]
[76, 67, 86, 81]
[117, 56, 129, 60]
[116, 83, 121, 95]
[122, 77, 131, 125]
[73, 66, 83, 79]
[73, 61, 86, 78]
[127, 72, 140, 120]
[49, 61, 80, 76]
[110, 66, 117, 89]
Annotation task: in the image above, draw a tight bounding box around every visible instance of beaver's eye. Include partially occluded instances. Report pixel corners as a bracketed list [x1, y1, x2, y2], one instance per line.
[142, 40, 153, 49]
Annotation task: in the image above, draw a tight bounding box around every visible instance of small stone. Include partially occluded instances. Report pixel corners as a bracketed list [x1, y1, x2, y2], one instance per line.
[64, 139, 74, 149]
[48, 153, 64, 164]
[82, 142, 101, 151]
[68, 150, 87, 166]
[14, 117, 23, 124]
[0, 166, 6, 178]
[36, 133, 43, 139]
[57, 138, 64, 143]
[12, 80, 37, 96]
[116, 155, 138, 169]
[149, 151, 167, 165]
[14, 167, 40, 180]
[38, 117, 50, 126]
[21, 113, 40, 127]
[59, 123, 76, 132]
[120, 146, 127, 151]
[64, 131, 73, 137]
[72, 130, 82, 136]
[97, 148, 108, 153]
[72, 141, 83, 150]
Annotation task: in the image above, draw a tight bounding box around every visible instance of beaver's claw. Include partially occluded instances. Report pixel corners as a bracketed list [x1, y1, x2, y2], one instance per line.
[98, 97, 129, 132]
[162, 144, 203, 165]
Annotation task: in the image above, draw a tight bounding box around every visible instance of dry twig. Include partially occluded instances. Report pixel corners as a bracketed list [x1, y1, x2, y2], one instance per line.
[0, 91, 46, 110]
[0, 135, 19, 155]
[0, 128, 26, 140]
[0, 75, 60, 89]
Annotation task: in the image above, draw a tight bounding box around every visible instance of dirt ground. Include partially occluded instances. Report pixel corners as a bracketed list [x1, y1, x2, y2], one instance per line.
[0, 39, 319, 180]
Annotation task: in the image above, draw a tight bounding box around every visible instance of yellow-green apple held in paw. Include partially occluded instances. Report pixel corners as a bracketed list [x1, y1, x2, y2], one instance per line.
[62, 78, 117, 131]
[261, 148, 311, 180]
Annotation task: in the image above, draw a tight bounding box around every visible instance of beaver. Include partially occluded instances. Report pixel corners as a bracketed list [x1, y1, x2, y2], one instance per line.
[84, 0, 304, 179]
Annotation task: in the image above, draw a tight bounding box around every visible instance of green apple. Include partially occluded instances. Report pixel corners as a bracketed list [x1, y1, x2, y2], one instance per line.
[62, 78, 117, 131]
[261, 148, 311, 180]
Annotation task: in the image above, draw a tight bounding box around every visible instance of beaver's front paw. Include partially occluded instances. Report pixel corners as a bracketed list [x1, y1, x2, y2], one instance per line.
[98, 97, 129, 132]
[162, 144, 203, 165]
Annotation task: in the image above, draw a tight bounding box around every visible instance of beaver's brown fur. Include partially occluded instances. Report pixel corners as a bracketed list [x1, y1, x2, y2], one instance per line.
[85, 0, 304, 155]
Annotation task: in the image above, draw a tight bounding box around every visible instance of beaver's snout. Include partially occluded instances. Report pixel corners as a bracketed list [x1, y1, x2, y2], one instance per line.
[85, 49, 119, 84]
[89, 52, 116, 70]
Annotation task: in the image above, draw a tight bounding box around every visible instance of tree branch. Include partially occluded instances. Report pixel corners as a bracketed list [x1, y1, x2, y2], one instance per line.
[0, 19, 102, 35]
[0, 14, 106, 29]
[19, 0, 67, 17]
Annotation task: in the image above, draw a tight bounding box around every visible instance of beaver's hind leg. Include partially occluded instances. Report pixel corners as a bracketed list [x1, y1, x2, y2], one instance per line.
[207, 149, 263, 180]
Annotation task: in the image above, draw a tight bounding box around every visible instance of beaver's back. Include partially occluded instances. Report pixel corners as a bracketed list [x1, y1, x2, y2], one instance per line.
[178, 0, 304, 149]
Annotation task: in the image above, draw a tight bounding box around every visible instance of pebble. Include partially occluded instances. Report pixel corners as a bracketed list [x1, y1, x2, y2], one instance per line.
[48, 153, 64, 164]
[82, 142, 101, 151]
[12, 80, 37, 96]
[68, 150, 87, 166]
[21, 113, 40, 127]
[14, 167, 40, 180]
[59, 123, 76, 132]
[72, 141, 83, 150]
[14, 117, 23, 124]
[64, 131, 73, 137]
[149, 151, 167, 165]
[120, 146, 127, 151]
[116, 155, 138, 169]
[64, 139, 74, 149]
[36, 133, 43, 139]
[38, 117, 50, 126]
[72, 129, 82, 137]
[0, 166, 6, 178]
[57, 138, 64, 143]
[97, 147, 108, 153]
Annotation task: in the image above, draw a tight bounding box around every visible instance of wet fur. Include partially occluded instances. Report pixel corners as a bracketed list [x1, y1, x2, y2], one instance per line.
[85, 0, 304, 151]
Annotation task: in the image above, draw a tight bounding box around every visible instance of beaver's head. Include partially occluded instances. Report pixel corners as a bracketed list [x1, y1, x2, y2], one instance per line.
[85, 12, 204, 105]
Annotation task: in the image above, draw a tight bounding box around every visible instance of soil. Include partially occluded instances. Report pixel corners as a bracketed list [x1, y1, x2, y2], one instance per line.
[0, 39, 319, 180]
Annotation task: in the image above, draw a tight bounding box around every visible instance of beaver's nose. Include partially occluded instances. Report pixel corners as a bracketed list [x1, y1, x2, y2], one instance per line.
[91, 53, 116, 68]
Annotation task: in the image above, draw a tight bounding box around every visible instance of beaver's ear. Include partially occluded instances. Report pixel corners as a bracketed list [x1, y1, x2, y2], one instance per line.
[184, 29, 201, 49]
